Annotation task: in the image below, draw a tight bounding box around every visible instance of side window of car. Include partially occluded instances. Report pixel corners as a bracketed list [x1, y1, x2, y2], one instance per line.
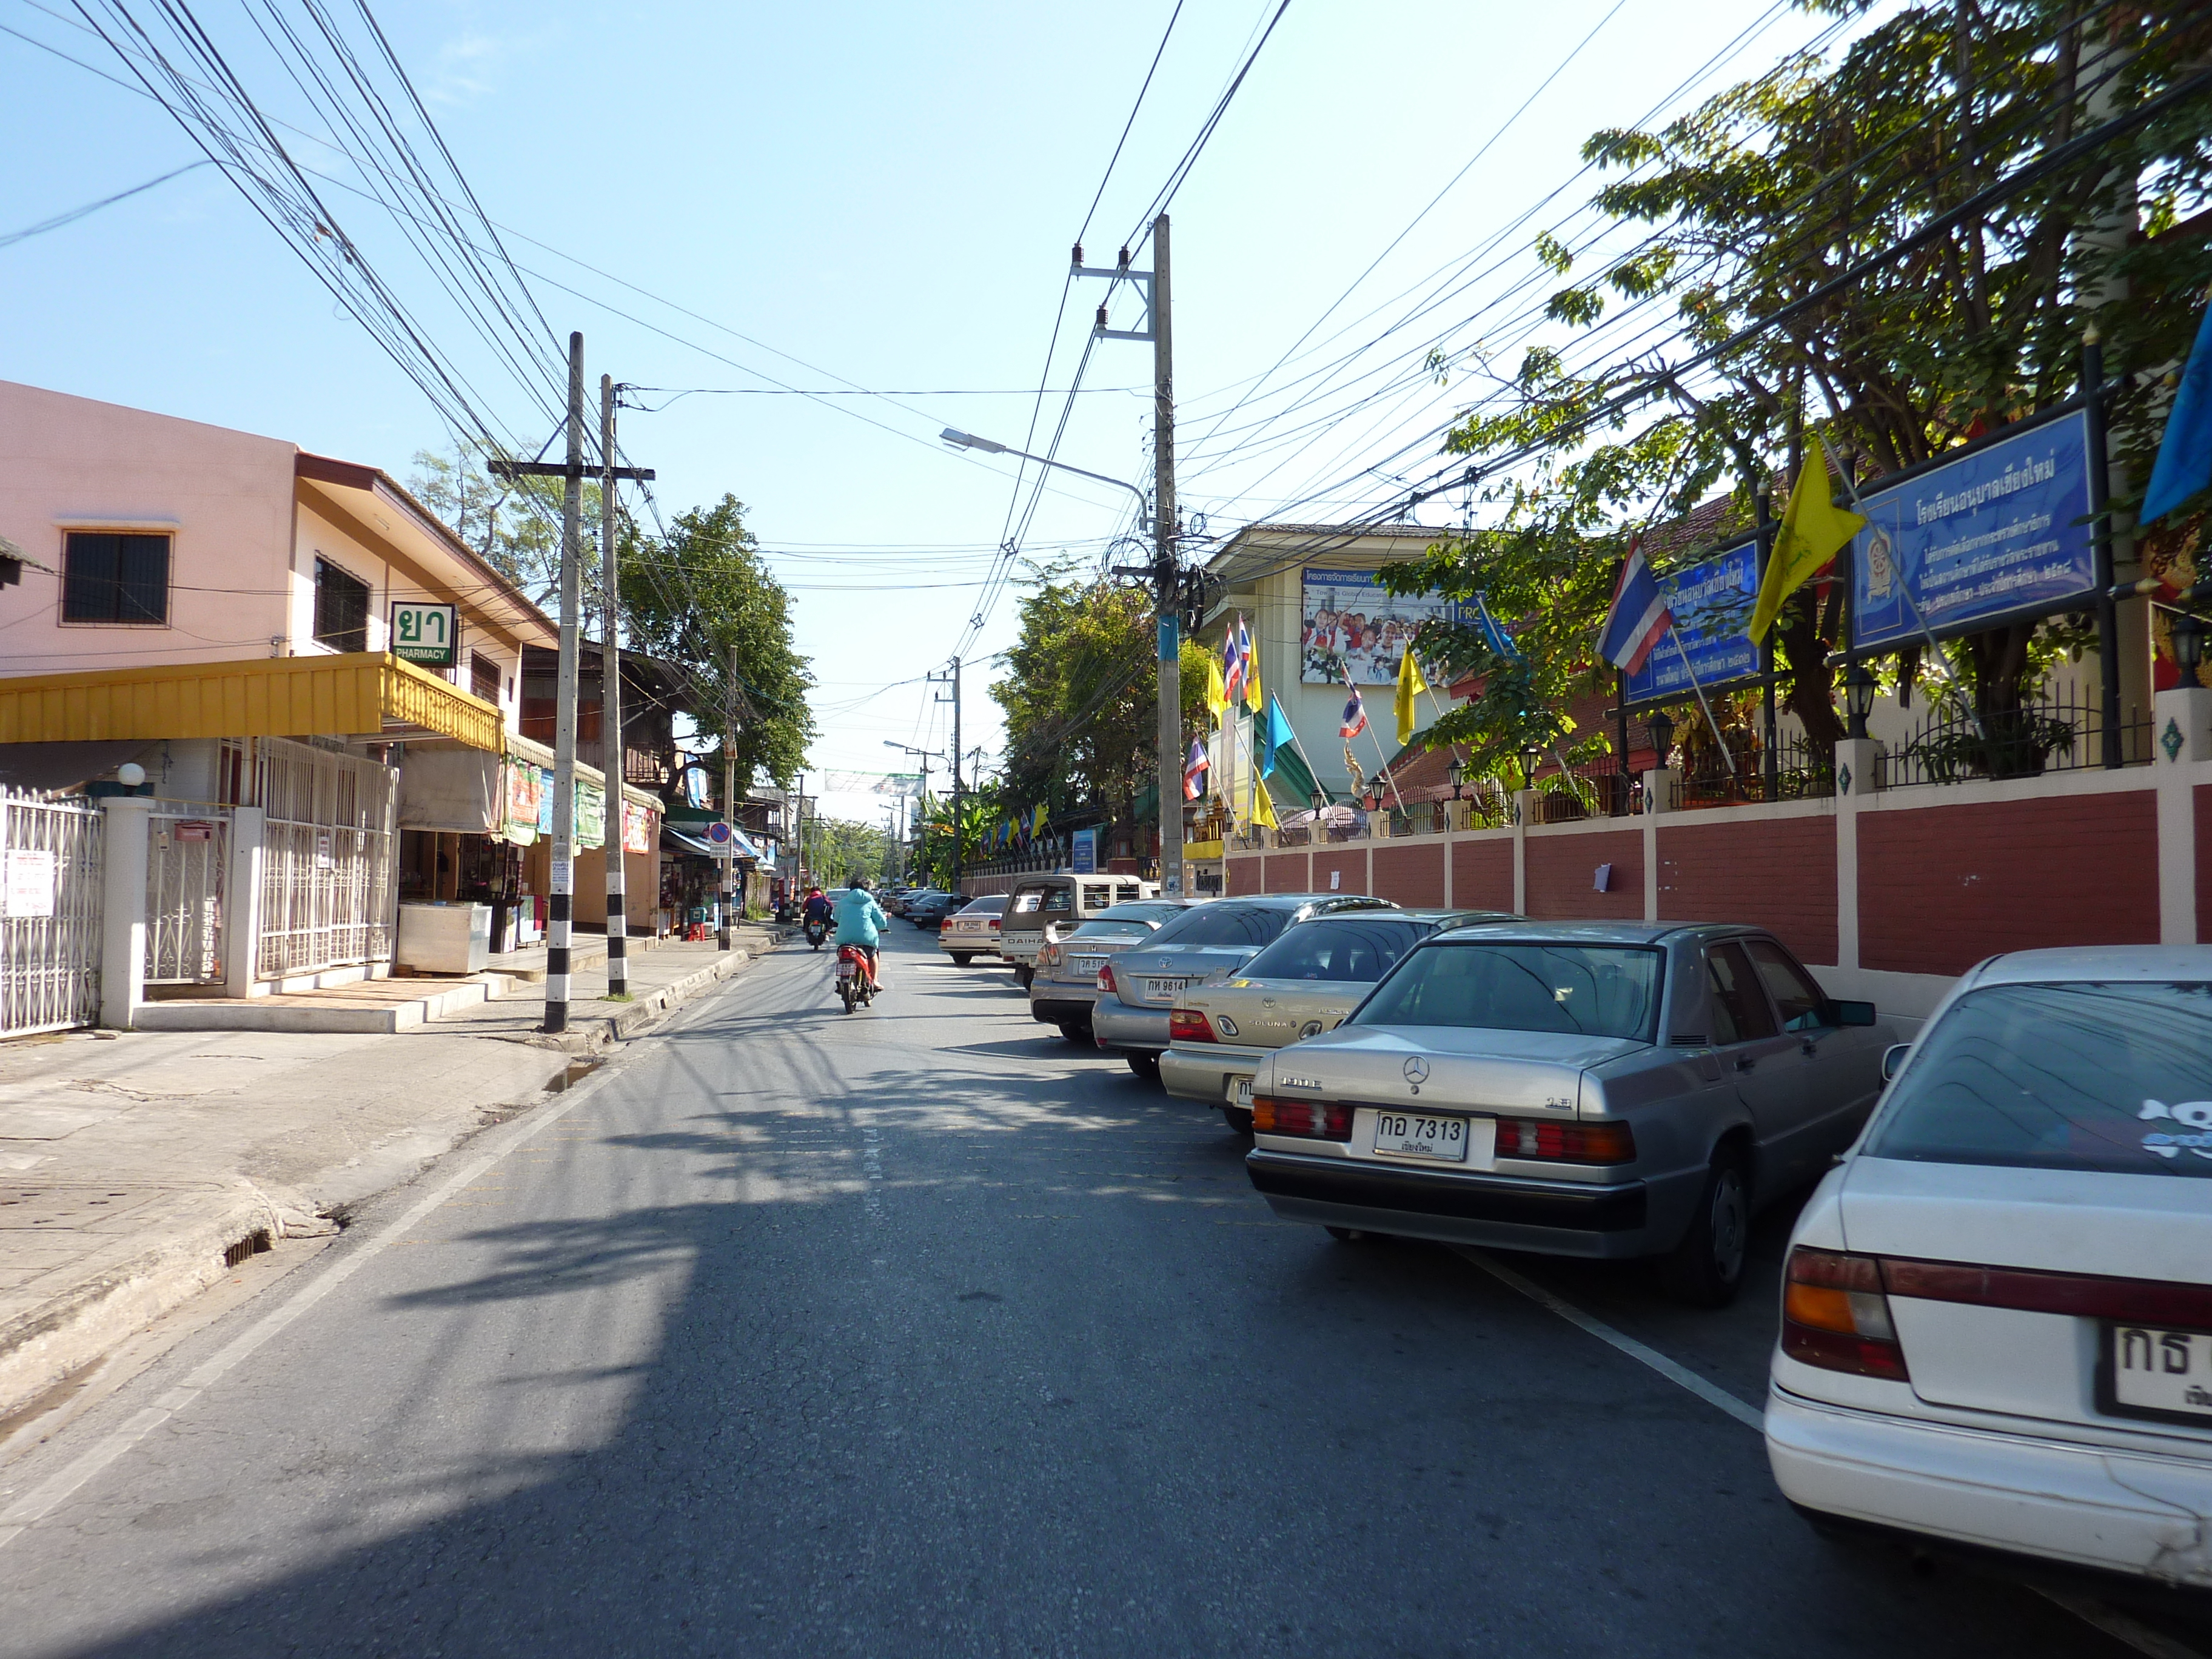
[1743, 939, 1828, 1032]
[1706, 943, 1778, 1045]
[1044, 889, 1074, 914]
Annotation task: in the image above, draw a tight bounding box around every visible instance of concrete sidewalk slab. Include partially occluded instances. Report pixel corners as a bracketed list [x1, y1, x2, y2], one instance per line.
[0, 927, 786, 1426]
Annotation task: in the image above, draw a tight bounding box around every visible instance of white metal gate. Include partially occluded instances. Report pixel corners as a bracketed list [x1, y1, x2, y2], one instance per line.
[229, 739, 396, 980]
[1, 789, 104, 1036]
[146, 805, 230, 984]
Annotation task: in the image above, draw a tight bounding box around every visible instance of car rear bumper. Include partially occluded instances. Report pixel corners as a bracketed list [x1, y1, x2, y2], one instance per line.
[1090, 995, 1169, 1054]
[1161, 1044, 1264, 1103]
[937, 936, 999, 957]
[1765, 1387, 2212, 1589]
[1030, 996, 1097, 1027]
[1245, 1147, 1651, 1256]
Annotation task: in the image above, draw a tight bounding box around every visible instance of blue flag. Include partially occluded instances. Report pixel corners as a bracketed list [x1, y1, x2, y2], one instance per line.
[1472, 593, 1524, 662]
[1261, 692, 1295, 779]
[2142, 300, 2212, 526]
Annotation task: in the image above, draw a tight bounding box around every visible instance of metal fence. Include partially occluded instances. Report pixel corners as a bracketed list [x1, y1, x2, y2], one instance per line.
[1671, 732, 1833, 810]
[1881, 686, 2153, 788]
[226, 738, 397, 981]
[1, 789, 104, 1037]
[146, 805, 230, 984]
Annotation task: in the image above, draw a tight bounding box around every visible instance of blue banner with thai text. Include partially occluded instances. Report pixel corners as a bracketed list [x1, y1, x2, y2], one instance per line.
[1623, 538, 1761, 705]
[1850, 409, 2094, 650]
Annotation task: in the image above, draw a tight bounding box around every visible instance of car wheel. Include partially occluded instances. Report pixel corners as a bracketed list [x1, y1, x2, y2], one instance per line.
[1222, 1105, 1253, 1136]
[1125, 1052, 1160, 1082]
[951, 953, 974, 966]
[1660, 1150, 1750, 1307]
[1013, 965, 1034, 989]
[1057, 1023, 1090, 1044]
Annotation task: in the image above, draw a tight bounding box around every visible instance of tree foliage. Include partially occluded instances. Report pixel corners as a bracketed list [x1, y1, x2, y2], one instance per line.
[809, 817, 892, 887]
[1392, 2, 2212, 768]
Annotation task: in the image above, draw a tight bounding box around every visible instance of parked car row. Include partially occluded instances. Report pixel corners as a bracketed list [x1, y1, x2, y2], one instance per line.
[922, 880, 2212, 1598]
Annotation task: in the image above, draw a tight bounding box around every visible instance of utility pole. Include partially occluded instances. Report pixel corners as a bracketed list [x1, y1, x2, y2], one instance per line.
[600, 375, 631, 999]
[490, 334, 650, 1035]
[1075, 214, 1179, 892]
[931, 660, 962, 891]
[721, 640, 738, 950]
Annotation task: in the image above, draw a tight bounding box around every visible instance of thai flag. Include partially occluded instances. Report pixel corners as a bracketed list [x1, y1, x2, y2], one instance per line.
[1598, 542, 1673, 675]
[1338, 681, 1369, 740]
[1183, 737, 1209, 800]
[1221, 616, 1248, 705]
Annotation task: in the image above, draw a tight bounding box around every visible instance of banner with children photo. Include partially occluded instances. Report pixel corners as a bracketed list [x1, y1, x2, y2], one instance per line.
[1299, 568, 1464, 685]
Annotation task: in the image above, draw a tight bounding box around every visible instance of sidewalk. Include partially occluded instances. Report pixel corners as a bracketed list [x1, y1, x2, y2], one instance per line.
[0, 926, 785, 1426]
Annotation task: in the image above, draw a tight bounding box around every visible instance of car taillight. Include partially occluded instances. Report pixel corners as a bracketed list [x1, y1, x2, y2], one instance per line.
[988, 919, 1000, 930]
[1492, 1118, 1636, 1164]
[1097, 962, 1117, 995]
[1782, 1247, 1909, 1381]
[940, 917, 953, 932]
[1252, 1096, 1354, 1141]
[1040, 943, 1059, 967]
[1169, 1008, 1215, 1042]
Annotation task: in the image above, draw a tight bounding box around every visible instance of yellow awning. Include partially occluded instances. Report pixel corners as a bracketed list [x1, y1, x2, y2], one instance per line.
[0, 652, 504, 752]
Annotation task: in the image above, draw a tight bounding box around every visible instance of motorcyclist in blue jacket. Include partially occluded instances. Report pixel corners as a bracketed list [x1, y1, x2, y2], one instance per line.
[834, 877, 888, 987]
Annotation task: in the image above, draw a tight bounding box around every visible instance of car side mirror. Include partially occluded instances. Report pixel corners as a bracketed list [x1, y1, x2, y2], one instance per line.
[1881, 1042, 1910, 1082]
[1830, 999, 1878, 1028]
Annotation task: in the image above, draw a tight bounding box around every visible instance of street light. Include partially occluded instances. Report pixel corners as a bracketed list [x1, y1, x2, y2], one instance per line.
[1521, 745, 1544, 791]
[939, 429, 1150, 527]
[2174, 611, 2205, 684]
[1844, 665, 1878, 739]
[1647, 711, 1675, 768]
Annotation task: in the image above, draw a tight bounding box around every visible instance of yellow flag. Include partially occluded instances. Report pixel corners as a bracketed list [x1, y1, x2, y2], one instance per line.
[1749, 455, 1866, 643]
[1252, 775, 1278, 830]
[1245, 660, 1263, 714]
[1205, 654, 1228, 718]
[1394, 646, 1428, 746]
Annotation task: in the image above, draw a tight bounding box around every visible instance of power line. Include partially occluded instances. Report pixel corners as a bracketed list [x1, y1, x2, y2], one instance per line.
[0, 157, 213, 247]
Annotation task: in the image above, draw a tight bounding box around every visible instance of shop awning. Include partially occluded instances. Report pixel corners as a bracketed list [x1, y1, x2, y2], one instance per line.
[662, 823, 769, 863]
[0, 652, 503, 752]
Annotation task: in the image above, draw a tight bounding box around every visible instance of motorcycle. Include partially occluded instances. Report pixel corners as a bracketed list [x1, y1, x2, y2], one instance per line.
[803, 916, 828, 950]
[835, 943, 877, 1014]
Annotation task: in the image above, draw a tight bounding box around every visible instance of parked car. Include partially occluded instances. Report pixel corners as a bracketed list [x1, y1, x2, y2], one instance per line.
[1242, 922, 1891, 1305]
[1091, 894, 1401, 1081]
[1163, 910, 1518, 1131]
[1027, 900, 1193, 1041]
[1765, 945, 2212, 1591]
[1000, 873, 1162, 987]
[939, 894, 1009, 965]
[880, 886, 911, 917]
[904, 891, 955, 928]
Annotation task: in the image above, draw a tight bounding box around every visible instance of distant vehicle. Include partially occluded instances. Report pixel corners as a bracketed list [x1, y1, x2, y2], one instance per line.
[1765, 945, 2212, 1592]
[1242, 922, 1891, 1305]
[1027, 900, 1193, 1042]
[939, 894, 1009, 965]
[1090, 894, 1401, 1082]
[903, 891, 956, 928]
[1163, 910, 1517, 1131]
[999, 873, 1162, 987]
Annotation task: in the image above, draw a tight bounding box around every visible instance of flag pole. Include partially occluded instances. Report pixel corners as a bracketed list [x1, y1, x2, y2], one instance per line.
[1667, 629, 1738, 778]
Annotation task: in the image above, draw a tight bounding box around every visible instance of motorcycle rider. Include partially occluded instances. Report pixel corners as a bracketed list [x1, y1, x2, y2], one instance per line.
[833, 876, 888, 989]
[802, 884, 831, 930]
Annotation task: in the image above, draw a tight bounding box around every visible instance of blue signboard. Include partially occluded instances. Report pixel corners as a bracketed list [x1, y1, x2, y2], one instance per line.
[1070, 827, 1098, 874]
[1623, 538, 1762, 706]
[1851, 409, 2094, 650]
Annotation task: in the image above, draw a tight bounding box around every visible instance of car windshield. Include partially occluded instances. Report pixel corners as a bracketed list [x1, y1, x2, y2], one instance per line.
[1350, 942, 1662, 1039]
[959, 896, 1007, 915]
[1240, 919, 1426, 983]
[1068, 919, 1150, 940]
[1867, 981, 2212, 1178]
[1145, 903, 1299, 950]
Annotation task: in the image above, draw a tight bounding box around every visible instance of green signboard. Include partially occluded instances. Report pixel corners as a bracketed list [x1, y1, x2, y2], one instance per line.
[389, 602, 458, 667]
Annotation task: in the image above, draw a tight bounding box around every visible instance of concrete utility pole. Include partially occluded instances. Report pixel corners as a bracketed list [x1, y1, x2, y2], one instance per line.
[489, 334, 651, 1034]
[720, 639, 738, 950]
[600, 374, 630, 998]
[931, 660, 962, 891]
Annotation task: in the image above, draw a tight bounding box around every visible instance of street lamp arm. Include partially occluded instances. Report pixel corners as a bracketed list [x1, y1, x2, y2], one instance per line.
[939, 429, 1148, 521]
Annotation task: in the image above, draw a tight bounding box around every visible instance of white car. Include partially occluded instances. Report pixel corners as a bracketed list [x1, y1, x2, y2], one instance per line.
[1765, 945, 2212, 1592]
[937, 894, 1008, 965]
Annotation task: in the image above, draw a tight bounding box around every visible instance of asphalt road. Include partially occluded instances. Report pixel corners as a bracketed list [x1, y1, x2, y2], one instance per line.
[0, 924, 2170, 1657]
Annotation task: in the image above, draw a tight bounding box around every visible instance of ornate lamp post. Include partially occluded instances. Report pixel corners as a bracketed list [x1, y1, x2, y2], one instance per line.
[1646, 711, 1675, 769]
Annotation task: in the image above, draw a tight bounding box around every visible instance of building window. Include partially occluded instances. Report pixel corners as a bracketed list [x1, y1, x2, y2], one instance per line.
[471, 651, 500, 703]
[313, 557, 370, 653]
[62, 532, 170, 624]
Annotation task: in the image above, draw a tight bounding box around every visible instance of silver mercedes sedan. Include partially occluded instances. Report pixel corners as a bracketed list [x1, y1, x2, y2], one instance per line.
[1161, 909, 1517, 1131]
[1243, 922, 1894, 1306]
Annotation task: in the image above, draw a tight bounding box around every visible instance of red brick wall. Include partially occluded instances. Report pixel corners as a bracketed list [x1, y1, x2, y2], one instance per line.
[1264, 852, 1311, 893]
[1657, 814, 1838, 965]
[1372, 842, 1446, 908]
[1453, 838, 1514, 912]
[1859, 793, 2158, 976]
[1227, 854, 1263, 896]
[1525, 829, 1643, 921]
[2197, 785, 2212, 943]
[1312, 846, 1368, 897]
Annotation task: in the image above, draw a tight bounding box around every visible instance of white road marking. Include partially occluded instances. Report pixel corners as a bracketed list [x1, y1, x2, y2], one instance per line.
[1458, 1248, 1765, 1429]
[1458, 1248, 2206, 1659]
[0, 1053, 631, 1552]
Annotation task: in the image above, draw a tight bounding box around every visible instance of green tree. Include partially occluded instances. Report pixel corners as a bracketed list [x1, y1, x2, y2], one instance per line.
[409, 440, 608, 611]
[809, 817, 891, 887]
[1393, 2, 2211, 771]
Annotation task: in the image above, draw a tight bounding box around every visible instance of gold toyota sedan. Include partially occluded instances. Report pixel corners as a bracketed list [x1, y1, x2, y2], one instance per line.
[1162, 910, 1515, 1133]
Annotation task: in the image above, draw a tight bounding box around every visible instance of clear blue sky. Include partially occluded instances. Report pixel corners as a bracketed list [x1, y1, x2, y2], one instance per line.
[1, 0, 1837, 828]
